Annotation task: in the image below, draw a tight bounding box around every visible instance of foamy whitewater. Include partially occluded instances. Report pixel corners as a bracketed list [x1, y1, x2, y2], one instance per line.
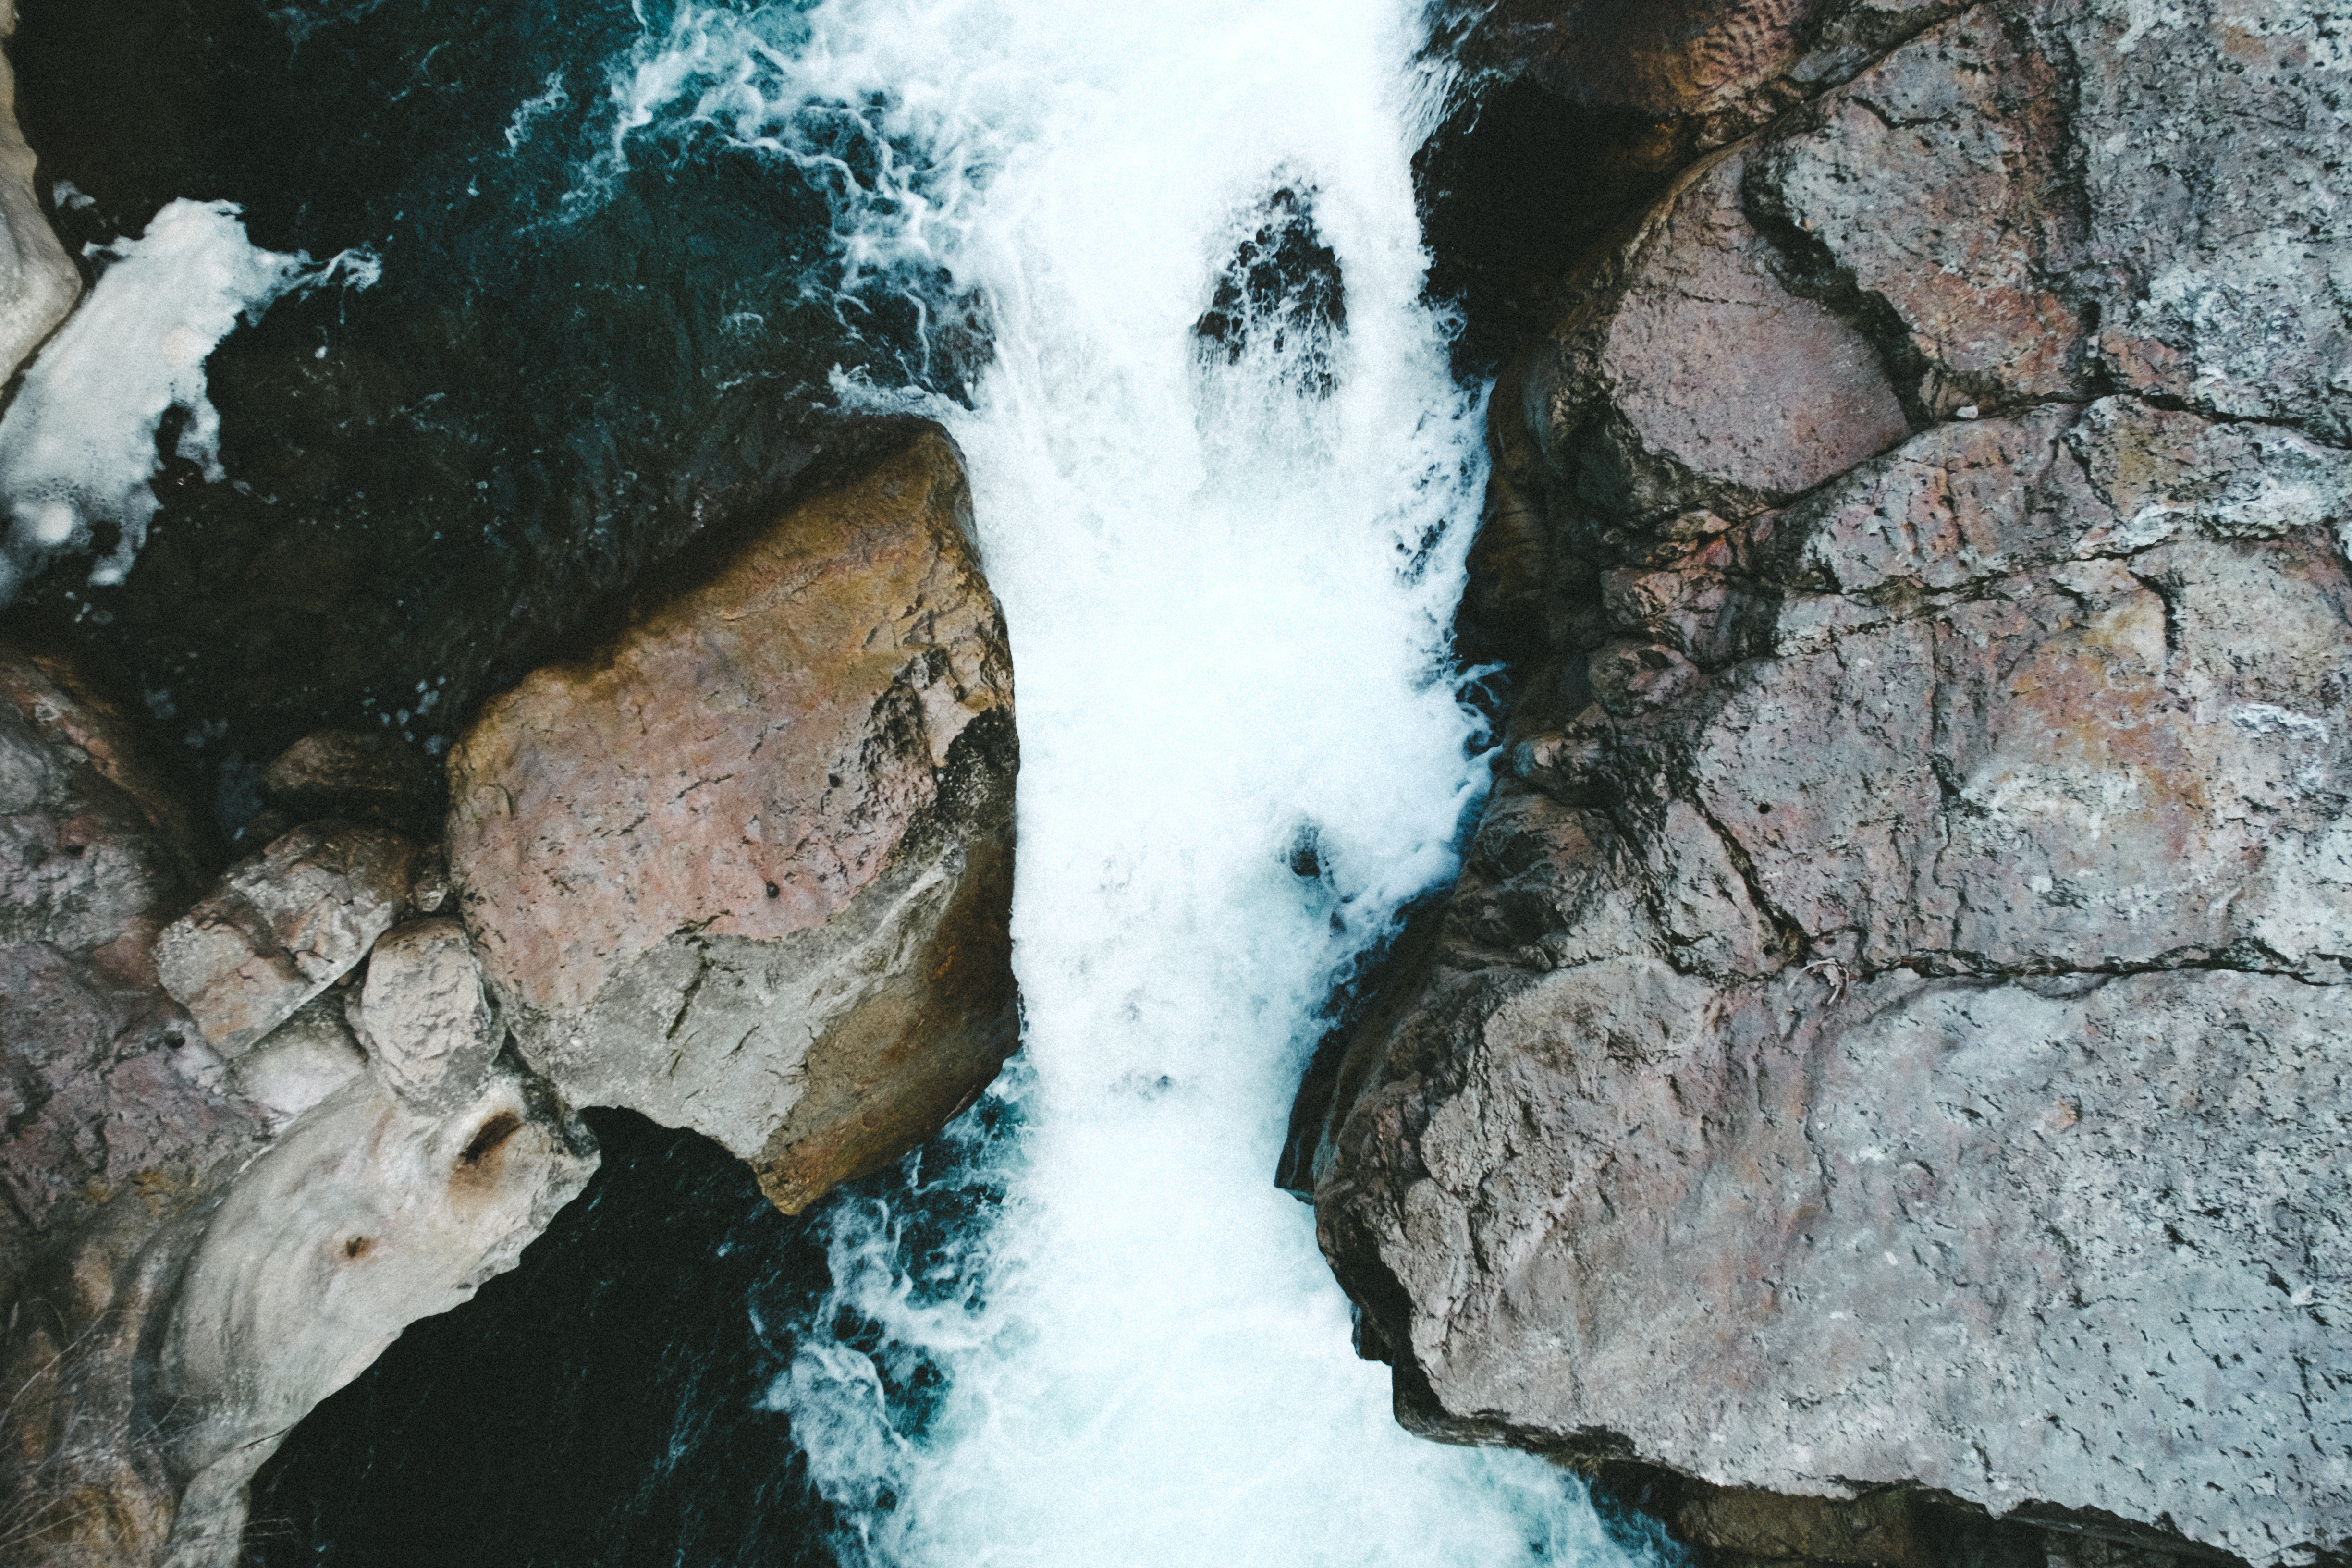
[601, 4, 1666, 1566]
[0, 198, 376, 603]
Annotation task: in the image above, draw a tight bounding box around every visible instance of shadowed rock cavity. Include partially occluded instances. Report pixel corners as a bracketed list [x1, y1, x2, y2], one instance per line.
[1303, 2, 2352, 1565]
[1417, 0, 1968, 372]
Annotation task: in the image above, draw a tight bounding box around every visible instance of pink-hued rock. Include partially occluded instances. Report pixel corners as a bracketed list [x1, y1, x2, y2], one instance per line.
[154, 821, 417, 1058]
[447, 428, 1018, 1213]
[1519, 148, 1911, 526]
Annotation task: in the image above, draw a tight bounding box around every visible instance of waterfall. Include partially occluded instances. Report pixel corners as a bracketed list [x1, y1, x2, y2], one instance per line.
[610, 3, 1665, 1563]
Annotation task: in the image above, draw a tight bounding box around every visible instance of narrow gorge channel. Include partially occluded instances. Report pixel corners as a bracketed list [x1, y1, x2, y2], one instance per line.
[245, 1, 1663, 1560]
[8, 0, 1681, 1561]
[5, 0, 2346, 1565]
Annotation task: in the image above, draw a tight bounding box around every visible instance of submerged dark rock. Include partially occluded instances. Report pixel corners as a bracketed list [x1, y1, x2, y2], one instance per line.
[1195, 186, 1346, 396]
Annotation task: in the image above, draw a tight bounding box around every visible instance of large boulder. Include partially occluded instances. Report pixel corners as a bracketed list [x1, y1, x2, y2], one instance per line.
[1307, 2, 2352, 1564]
[446, 427, 1019, 1214]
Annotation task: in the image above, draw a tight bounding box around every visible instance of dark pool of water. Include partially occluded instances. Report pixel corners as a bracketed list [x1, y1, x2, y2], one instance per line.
[3, 0, 968, 833]
[241, 1108, 833, 1568]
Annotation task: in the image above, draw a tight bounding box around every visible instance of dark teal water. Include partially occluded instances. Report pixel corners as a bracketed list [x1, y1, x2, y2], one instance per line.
[240, 1102, 1015, 1568]
[6, 0, 969, 830]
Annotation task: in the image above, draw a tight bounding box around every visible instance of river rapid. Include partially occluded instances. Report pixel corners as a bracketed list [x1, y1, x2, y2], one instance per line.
[18, 3, 1676, 1564]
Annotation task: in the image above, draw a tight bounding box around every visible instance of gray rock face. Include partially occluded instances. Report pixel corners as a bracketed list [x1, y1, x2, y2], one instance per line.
[0, 651, 597, 1568]
[1308, 2, 2352, 1563]
[349, 917, 499, 1112]
[154, 822, 417, 1057]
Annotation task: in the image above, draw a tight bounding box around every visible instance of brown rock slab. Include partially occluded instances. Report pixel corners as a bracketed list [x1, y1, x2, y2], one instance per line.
[154, 821, 416, 1058]
[448, 427, 1017, 1213]
[260, 728, 432, 828]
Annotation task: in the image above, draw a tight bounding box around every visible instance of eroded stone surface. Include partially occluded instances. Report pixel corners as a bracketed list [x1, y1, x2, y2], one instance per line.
[0, 649, 595, 1568]
[1312, 2, 2352, 1559]
[156, 1066, 594, 1568]
[348, 917, 498, 1112]
[0, 0, 80, 381]
[447, 428, 1019, 1211]
[153, 822, 415, 1058]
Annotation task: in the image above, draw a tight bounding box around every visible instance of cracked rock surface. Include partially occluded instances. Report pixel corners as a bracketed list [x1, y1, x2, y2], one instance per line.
[1306, 1, 2352, 1562]
[447, 427, 1019, 1213]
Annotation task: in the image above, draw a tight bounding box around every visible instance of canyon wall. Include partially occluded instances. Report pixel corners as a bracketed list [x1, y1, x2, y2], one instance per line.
[1302, 0, 2351, 1563]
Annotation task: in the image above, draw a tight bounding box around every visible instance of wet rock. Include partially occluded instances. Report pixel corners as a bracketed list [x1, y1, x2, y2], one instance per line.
[348, 917, 499, 1112]
[1195, 186, 1346, 396]
[447, 427, 1018, 1214]
[0, 0, 79, 380]
[155, 1065, 594, 1566]
[154, 821, 416, 1057]
[1420, 0, 1968, 366]
[259, 728, 432, 829]
[1313, 3, 2352, 1561]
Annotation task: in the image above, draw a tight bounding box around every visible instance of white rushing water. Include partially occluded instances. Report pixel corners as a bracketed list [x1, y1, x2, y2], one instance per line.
[0, 199, 376, 604]
[613, 4, 1662, 1565]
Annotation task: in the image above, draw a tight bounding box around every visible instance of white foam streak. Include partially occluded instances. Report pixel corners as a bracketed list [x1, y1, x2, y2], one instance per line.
[0, 198, 377, 602]
[625, 3, 1661, 1563]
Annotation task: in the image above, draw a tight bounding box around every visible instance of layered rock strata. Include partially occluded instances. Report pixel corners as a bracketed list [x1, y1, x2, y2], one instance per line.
[446, 427, 1020, 1213]
[1305, 2, 2352, 1564]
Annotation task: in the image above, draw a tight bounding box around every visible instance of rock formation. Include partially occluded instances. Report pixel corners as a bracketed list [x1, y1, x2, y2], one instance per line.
[0, 427, 1019, 1566]
[0, 0, 77, 380]
[445, 428, 1019, 1214]
[1303, 1, 2352, 1564]
[0, 642, 596, 1567]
